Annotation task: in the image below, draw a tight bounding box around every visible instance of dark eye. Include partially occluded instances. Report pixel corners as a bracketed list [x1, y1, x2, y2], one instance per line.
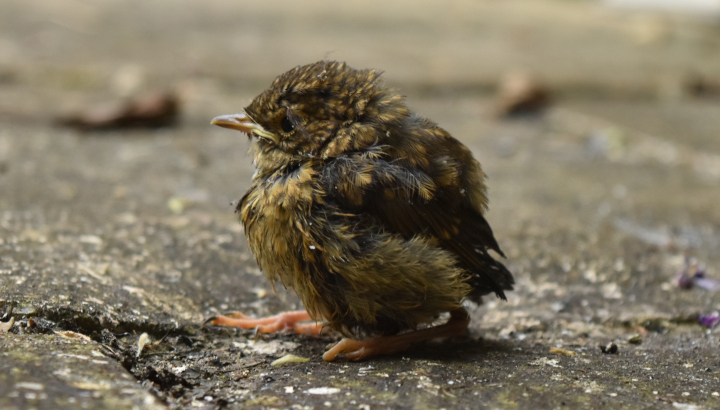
[280, 116, 295, 134]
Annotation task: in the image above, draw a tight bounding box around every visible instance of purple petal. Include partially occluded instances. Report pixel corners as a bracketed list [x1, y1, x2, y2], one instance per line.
[694, 278, 720, 292]
[677, 273, 695, 289]
[699, 313, 720, 328]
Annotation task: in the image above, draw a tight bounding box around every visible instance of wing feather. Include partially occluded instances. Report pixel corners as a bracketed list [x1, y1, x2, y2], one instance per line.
[320, 144, 514, 299]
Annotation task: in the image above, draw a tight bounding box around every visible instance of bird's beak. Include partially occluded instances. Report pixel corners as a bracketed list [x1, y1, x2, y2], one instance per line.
[210, 113, 279, 144]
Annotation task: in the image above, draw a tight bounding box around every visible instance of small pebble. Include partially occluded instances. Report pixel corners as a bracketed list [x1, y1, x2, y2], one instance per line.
[627, 334, 642, 344]
[307, 387, 340, 395]
[599, 342, 618, 354]
[0, 317, 14, 333]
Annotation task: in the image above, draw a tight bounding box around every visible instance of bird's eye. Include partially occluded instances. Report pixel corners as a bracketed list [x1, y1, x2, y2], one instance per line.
[280, 116, 295, 135]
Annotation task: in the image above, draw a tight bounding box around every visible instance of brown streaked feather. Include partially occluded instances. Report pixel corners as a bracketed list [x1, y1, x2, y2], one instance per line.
[320, 139, 514, 300]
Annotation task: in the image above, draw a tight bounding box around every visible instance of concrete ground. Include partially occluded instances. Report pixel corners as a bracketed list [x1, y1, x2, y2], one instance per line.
[1, 0, 720, 409]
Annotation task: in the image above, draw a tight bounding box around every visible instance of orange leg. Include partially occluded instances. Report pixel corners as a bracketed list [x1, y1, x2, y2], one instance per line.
[323, 308, 470, 362]
[210, 310, 324, 335]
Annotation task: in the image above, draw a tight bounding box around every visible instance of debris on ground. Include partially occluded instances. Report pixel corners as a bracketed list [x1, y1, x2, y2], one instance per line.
[0, 317, 14, 333]
[549, 347, 577, 356]
[495, 71, 552, 117]
[599, 342, 619, 354]
[676, 258, 719, 291]
[54, 330, 92, 342]
[627, 334, 643, 344]
[56, 91, 180, 131]
[698, 313, 720, 329]
[271, 354, 310, 366]
[685, 73, 720, 99]
[137, 333, 152, 357]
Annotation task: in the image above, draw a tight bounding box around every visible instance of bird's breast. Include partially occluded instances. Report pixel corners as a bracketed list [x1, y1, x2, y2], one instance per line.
[238, 162, 323, 288]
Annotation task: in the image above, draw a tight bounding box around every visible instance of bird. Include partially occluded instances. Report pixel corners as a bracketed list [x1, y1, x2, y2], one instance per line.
[210, 61, 513, 361]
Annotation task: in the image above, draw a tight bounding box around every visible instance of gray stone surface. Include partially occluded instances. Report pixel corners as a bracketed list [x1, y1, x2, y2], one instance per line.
[1, 0, 720, 408]
[2, 332, 164, 410]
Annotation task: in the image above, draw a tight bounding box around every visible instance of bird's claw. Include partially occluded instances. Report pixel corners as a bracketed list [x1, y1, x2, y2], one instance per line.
[200, 316, 218, 329]
[323, 338, 375, 362]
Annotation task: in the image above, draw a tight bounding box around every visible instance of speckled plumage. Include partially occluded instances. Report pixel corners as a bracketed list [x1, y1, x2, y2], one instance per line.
[222, 61, 513, 340]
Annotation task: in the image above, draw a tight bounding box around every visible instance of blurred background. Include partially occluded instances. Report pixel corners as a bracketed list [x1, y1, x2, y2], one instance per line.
[1, 0, 719, 123]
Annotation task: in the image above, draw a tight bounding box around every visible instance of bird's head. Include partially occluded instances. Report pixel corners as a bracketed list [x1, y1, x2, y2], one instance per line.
[212, 61, 409, 168]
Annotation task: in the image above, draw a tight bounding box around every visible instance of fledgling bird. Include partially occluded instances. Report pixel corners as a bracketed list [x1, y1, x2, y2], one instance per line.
[210, 61, 513, 361]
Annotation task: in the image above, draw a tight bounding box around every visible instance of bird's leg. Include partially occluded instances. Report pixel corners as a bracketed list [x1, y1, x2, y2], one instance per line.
[323, 307, 470, 362]
[210, 310, 324, 335]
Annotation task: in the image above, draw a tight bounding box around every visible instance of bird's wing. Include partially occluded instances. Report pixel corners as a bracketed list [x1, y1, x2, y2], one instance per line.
[320, 148, 514, 299]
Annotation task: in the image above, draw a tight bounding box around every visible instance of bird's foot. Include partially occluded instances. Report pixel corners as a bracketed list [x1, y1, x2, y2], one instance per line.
[323, 336, 411, 361]
[322, 308, 470, 361]
[207, 310, 323, 335]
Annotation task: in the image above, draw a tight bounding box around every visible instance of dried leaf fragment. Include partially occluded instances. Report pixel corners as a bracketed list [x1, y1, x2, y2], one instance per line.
[0, 317, 14, 333]
[271, 354, 310, 366]
[549, 347, 577, 357]
[57, 91, 180, 131]
[54, 330, 92, 341]
[137, 332, 151, 357]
